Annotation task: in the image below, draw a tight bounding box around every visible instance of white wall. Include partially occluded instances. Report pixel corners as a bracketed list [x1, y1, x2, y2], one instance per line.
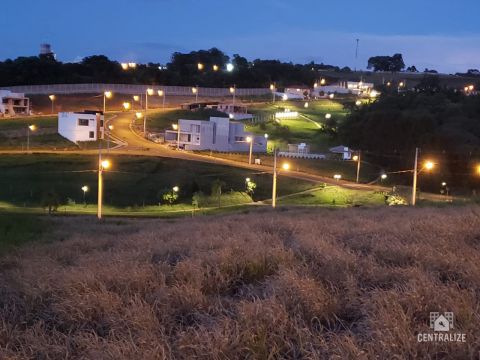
[58, 112, 103, 143]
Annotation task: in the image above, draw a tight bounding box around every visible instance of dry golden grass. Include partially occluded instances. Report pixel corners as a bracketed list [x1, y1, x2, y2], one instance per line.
[1, 207, 480, 359]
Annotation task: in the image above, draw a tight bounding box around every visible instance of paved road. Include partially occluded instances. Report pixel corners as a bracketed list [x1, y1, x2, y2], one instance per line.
[0, 110, 456, 202]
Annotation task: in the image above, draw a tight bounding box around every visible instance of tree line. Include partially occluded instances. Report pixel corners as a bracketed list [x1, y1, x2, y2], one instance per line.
[0, 48, 351, 88]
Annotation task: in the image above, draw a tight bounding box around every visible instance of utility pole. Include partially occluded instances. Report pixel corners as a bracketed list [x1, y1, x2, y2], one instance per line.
[97, 146, 103, 219]
[272, 147, 278, 208]
[355, 38, 360, 72]
[412, 147, 419, 206]
[356, 151, 361, 183]
[144, 89, 148, 136]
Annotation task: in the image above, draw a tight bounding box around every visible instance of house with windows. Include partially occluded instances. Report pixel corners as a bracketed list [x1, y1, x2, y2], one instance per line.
[0, 90, 30, 116]
[164, 116, 267, 152]
[58, 111, 104, 143]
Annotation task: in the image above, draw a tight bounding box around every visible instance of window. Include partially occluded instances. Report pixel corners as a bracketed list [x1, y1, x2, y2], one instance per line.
[89, 131, 95, 139]
[190, 124, 200, 133]
[78, 119, 89, 126]
[235, 136, 245, 142]
[99, 120, 104, 127]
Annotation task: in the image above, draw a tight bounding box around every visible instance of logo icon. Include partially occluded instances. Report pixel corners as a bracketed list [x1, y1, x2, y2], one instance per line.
[430, 312, 454, 332]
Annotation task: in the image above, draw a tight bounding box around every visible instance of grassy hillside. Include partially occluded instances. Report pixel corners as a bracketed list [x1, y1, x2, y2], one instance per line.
[0, 207, 479, 358]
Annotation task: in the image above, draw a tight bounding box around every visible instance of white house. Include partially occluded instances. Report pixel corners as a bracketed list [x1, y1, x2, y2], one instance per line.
[312, 81, 375, 97]
[58, 111, 104, 143]
[165, 117, 267, 152]
[0, 90, 30, 116]
[329, 145, 352, 160]
[206, 103, 254, 121]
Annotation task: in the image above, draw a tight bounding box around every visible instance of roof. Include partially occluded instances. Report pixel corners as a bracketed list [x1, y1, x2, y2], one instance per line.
[329, 145, 350, 153]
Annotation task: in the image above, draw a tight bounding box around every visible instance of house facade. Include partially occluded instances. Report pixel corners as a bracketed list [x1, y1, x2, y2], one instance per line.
[165, 117, 267, 152]
[58, 111, 104, 143]
[0, 90, 30, 116]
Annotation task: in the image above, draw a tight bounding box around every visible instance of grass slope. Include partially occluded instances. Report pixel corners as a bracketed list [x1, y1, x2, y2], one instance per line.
[0, 206, 479, 358]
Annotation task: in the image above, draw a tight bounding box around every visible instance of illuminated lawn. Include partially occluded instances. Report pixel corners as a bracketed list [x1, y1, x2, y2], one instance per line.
[279, 185, 386, 207]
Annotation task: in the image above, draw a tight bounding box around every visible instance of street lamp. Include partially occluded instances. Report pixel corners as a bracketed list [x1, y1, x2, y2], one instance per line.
[304, 102, 309, 108]
[353, 151, 361, 183]
[133, 95, 140, 102]
[246, 136, 253, 165]
[144, 88, 154, 136]
[229, 85, 236, 106]
[158, 89, 166, 108]
[27, 124, 36, 152]
[411, 147, 435, 206]
[192, 86, 199, 102]
[173, 186, 179, 193]
[121, 63, 129, 70]
[381, 174, 388, 180]
[197, 63, 204, 71]
[320, 78, 326, 85]
[355, 100, 362, 106]
[213, 64, 219, 71]
[334, 174, 342, 181]
[97, 158, 111, 220]
[103, 91, 112, 143]
[49, 95, 56, 114]
[81, 185, 89, 205]
[135, 112, 143, 120]
[272, 147, 289, 208]
[325, 113, 332, 119]
[226, 63, 234, 72]
[172, 123, 180, 150]
[270, 83, 276, 103]
[122, 102, 131, 111]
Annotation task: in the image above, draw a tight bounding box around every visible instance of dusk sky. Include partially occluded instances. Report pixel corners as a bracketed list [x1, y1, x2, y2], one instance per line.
[4, 0, 480, 73]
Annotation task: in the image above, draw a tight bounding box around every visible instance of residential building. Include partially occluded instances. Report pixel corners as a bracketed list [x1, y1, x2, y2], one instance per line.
[165, 116, 267, 152]
[279, 143, 326, 159]
[329, 145, 352, 160]
[207, 103, 253, 121]
[0, 90, 30, 116]
[311, 81, 374, 97]
[58, 111, 104, 143]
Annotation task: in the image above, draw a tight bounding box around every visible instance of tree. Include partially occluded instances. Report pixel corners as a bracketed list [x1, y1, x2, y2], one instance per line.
[159, 189, 179, 206]
[211, 179, 226, 208]
[367, 54, 405, 72]
[406, 65, 418, 72]
[245, 179, 257, 198]
[192, 191, 205, 212]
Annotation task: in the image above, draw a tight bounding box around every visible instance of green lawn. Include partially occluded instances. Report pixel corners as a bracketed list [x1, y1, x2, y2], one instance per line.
[279, 186, 386, 207]
[247, 99, 349, 152]
[0, 154, 314, 210]
[0, 115, 57, 131]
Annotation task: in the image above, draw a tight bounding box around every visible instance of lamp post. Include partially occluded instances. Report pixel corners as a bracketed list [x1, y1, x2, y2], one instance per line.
[192, 86, 199, 102]
[27, 124, 36, 152]
[353, 151, 361, 183]
[270, 83, 276, 103]
[144, 88, 154, 136]
[272, 148, 290, 208]
[246, 136, 253, 165]
[97, 157, 111, 220]
[158, 89, 166, 108]
[81, 185, 89, 205]
[411, 147, 434, 206]
[49, 95, 55, 114]
[230, 85, 236, 107]
[103, 91, 112, 143]
[172, 123, 180, 150]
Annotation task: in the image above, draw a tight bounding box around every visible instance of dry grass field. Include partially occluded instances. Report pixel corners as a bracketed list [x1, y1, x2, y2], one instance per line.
[1, 207, 480, 359]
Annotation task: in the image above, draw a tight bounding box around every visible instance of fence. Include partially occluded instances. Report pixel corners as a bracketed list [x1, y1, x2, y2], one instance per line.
[1, 84, 271, 97]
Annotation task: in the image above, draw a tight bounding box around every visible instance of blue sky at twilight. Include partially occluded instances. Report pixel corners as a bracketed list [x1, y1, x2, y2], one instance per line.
[3, 0, 480, 73]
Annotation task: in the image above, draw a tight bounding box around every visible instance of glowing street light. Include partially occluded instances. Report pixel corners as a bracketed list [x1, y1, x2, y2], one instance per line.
[121, 63, 129, 70]
[411, 147, 435, 206]
[229, 85, 236, 106]
[143, 88, 154, 136]
[313, 82, 318, 88]
[246, 136, 253, 165]
[325, 113, 332, 119]
[27, 124, 36, 152]
[197, 63, 204, 71]
[135, 112, 143, 119]
[270, 83, 276, 103]
[381, 174, 388, 180]
[97, 158, 111, 220]
[282, 94, 288, 101]
[213, 64, 219, 71]
[320, 78, 326, 85]
[172, 186, 179, 193]
[304, 102, 309, 108]
[81, 185, 89, 204]
[133, 95, 140, 102]
[226, 63, 234, 72]
[355, 100, 362, 106]
[264, 133, 269, 139]
[122, 102, 131, 110]
[128, 62, 137, 69]
[441, 181, 447, 187]
[272, 147, 290, 208]
[158, 89, 166, 108]
[49, 95, 56, 114]
[173, 123, 180, 150]
[192, 86, 199, 102]
[329, 93, 335, 99]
